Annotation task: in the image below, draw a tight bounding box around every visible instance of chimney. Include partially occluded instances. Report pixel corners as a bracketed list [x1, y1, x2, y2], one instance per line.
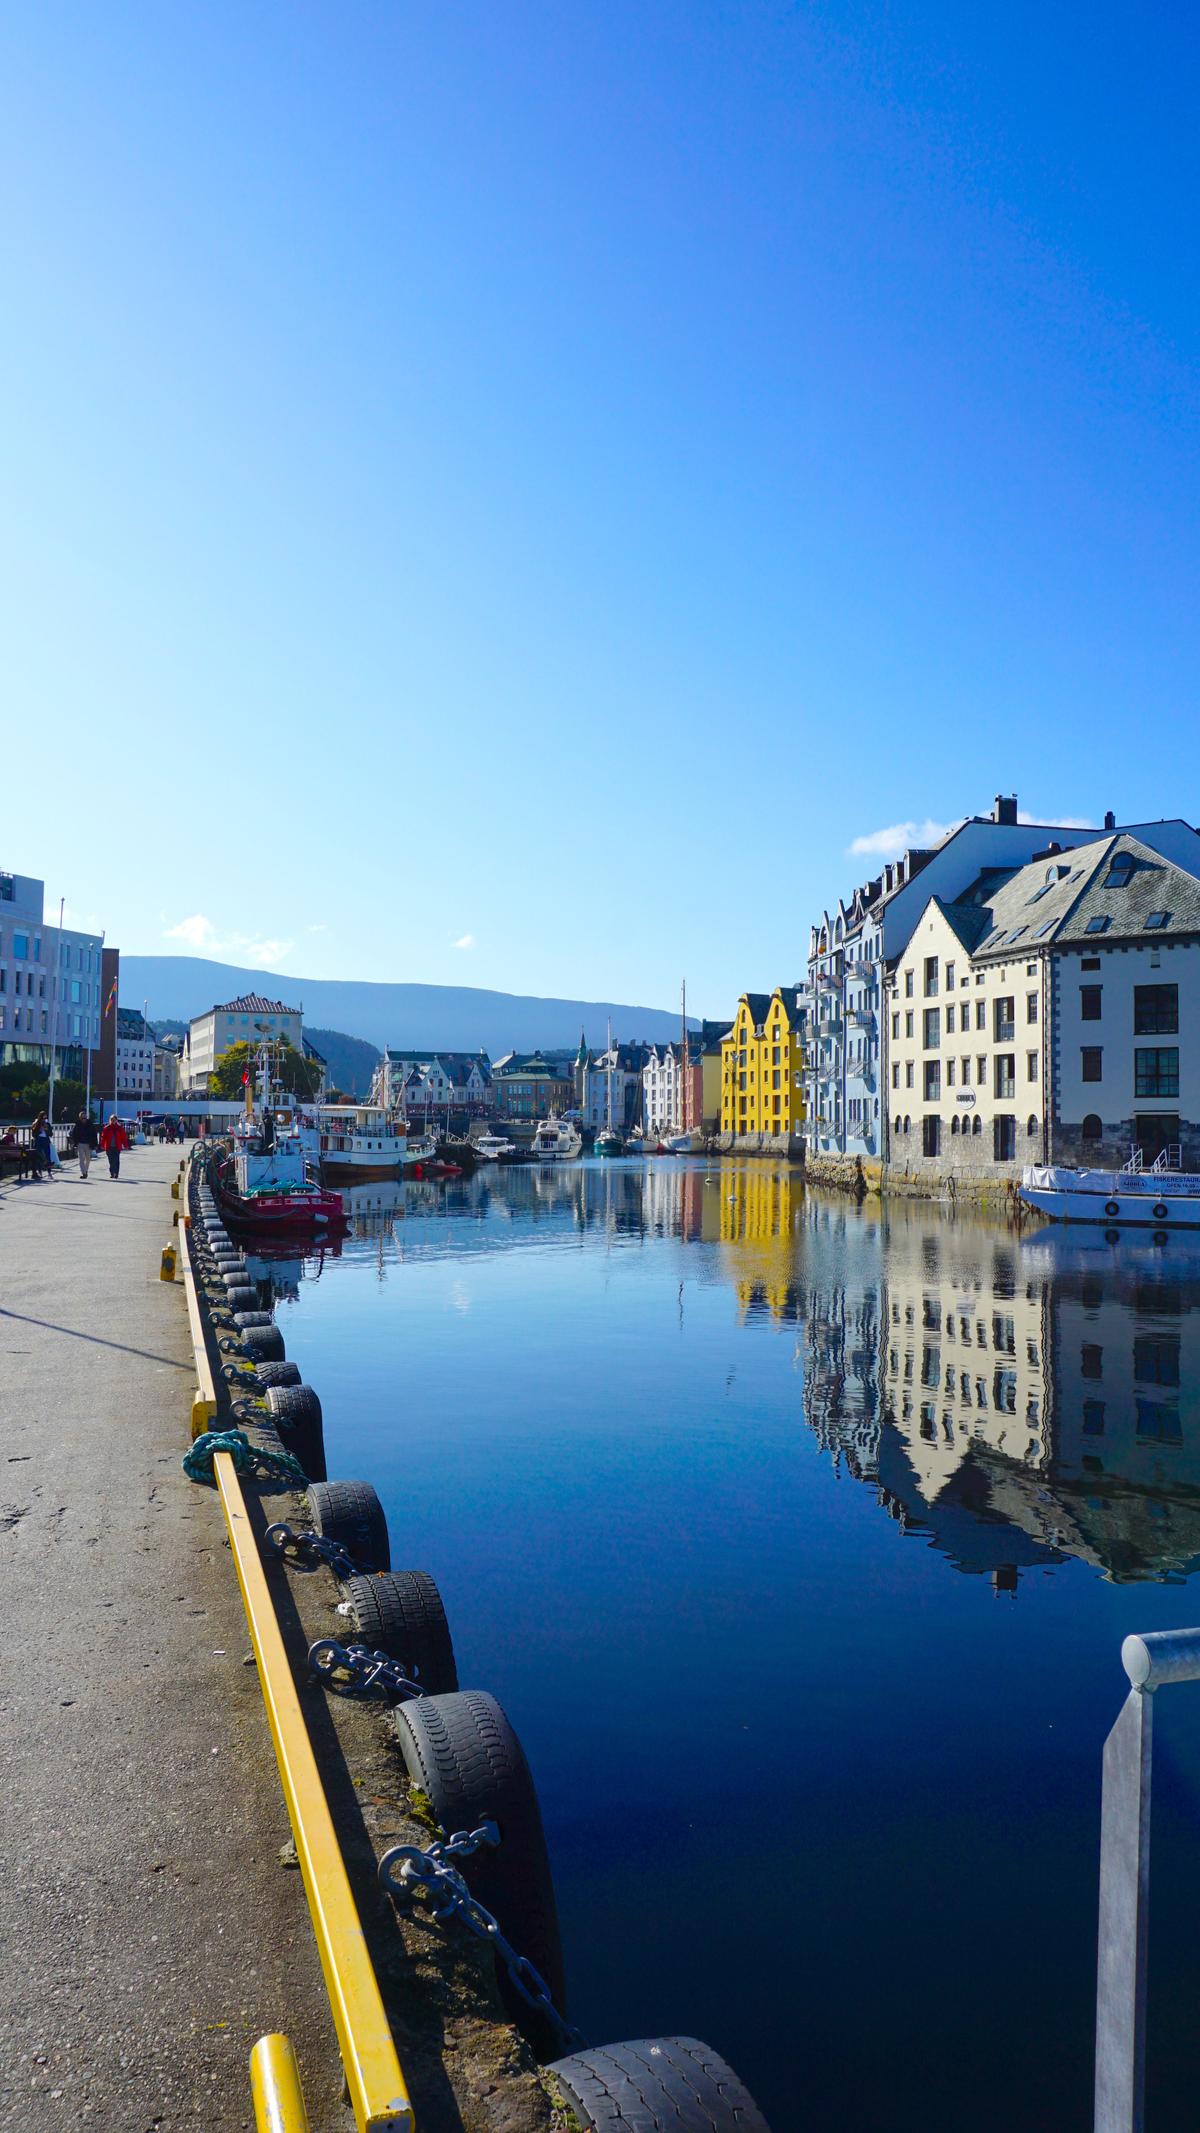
[993, 793, 1018, 826]
[1104, 809, 1116, 831]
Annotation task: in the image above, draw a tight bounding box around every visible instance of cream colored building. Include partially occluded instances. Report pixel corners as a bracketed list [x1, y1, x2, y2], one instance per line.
[885, 899, 1046, 1180]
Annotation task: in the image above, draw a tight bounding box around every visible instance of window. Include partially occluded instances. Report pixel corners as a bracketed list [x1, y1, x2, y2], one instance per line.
[1027, 1114, 1039, 1136]
[994, 997, 1015, 1042]
[1081, 1343, 1103, 1380]
[1026, 993, 1038, 1023]
[961, 1057, 971, 1085]
[995, 1056, 1015, 1099]
[894, 1115, 902, 1136]
[1082, 955, 1101, 971]
[1081, 1113, 1102, 1140]
[1134, 984, 1178, 1035]
[1135, 1334, 1180, 1387]
[1146, 910, 1170, 930]
[972, 1114, 982, 1137]
[924, 1009, 940, 1049]
[1027, 1052, 1039, 1081]
[1082, 1400, 1106, 1437]
[905, 1010, 914, 1039]
[891, 1012, 899, 1040]
[1105, 855, 1134, 886]
[905, 1062, 914, 1088]
[993, 1115, 1016, 1161]
[945, 961, 956, 990]
[1136, 1401, 1182, 1445]
[1135, 1048, 1179, 1098]
[903, 1114, 911, 1134]
[13, 932, 26, 958]
[905, 970, 914, 997]
[923, 1115, 941, 1158]
[924, 1061, 941, 1101]
[951, 1114, 959, 1134]
[1081, 986, 1102, 1021]
[947, 1004, 956, 1034]
[977, 1054, 987, 1084]
[947, 1059, 956, 1085]
[1081, 1048, 1102, 1082]
[1007, 927, 1027, 944]
[1085, 915, 1110, 934]
[925, 956, 939, 996]
[892, 1063, 899, 1089]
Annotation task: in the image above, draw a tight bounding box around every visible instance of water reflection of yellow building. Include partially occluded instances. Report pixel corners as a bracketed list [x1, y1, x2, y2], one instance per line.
[718, 1165, 803, 1325]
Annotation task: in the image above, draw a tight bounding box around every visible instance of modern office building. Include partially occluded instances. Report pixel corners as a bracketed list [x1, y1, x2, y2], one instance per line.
[0, 866, 105, 1080]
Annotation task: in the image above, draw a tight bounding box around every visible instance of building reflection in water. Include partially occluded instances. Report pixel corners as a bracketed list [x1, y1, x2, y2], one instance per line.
[317, 1158, 1200, 1586]
[800, 1200, 1200, 1586]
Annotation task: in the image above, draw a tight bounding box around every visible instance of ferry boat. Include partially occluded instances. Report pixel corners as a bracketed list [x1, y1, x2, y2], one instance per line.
[319, 1105, 408, 1181]
[1020, 1152, 1200, 1229]
[531, 1118, 583, 1160]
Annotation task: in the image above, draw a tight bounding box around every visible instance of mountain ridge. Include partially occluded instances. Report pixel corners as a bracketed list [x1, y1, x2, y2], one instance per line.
[122, 954, 702, 1054]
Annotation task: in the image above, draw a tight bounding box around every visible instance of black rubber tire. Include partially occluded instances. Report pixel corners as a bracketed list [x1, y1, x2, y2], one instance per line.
[254, 1361, 302, 1389]
[343, 1571, 457, 1693]
[223, 1287, 259, 1312]
[547, 2038, 772, 2131]
[267, 1384, 323, 1433]
[308, 1480, 390, 1572]
[232, 1311, 275, 1330]
[241, 1325, 286, 1364]
[390, 1689, 565, 2040]
[1105, 1200, 1120, 1218]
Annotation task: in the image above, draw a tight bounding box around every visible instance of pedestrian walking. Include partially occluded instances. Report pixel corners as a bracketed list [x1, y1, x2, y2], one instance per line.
[70, 1110, 99, 1179]
[30, 1113, 54, 1179]
[99, 1113, 130, 1179]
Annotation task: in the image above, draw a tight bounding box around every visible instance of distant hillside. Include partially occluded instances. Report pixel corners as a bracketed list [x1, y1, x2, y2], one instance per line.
[305, 1027, 381, 1098]
[124, 955, 697, 1054]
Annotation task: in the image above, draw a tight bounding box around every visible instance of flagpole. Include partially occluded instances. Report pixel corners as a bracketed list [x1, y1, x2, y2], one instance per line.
[86, 930, 103, 1118]
[46, 897, 65, 1129]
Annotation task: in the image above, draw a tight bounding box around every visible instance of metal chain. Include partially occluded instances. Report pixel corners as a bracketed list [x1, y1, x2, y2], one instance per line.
[183, 1430, 308, 1489]
[378, 1825, 580, 2053]
[308, 1637, 424, 1704]
[264, 1520, 361, 1583]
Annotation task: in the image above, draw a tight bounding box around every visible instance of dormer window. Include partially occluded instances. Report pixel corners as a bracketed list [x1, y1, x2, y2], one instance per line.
[1085, 915, 1110, 934]
[1146, 910, 1170, 930]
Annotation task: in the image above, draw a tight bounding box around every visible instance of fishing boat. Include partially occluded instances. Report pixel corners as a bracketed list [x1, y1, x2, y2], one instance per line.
[403, 1130, 438, 1168]
[1020, 1151, 1200, 1229]
[215, 1049, 346, 1233]
[531, 1117, 583, 1160]
[319, 1104, 408, 1181]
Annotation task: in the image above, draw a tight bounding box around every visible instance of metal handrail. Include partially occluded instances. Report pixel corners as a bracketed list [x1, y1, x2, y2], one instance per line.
[1094, 1628, 1200, 2133]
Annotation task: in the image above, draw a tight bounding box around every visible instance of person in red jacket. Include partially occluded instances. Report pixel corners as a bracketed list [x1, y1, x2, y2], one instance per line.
[99, 1113, 130, 1180]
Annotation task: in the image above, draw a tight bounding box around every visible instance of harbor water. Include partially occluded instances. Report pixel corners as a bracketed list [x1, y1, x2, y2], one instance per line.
[273, 1158, 1200, 2132]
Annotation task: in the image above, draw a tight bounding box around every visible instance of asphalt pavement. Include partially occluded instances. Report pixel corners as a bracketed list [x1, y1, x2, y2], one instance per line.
[0, 1143, 348, 2131]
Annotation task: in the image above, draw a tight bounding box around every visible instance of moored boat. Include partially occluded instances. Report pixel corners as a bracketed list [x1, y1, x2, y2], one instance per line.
[1020, 1159, 1200, 1228]
[473, 1133, 519, 1161]
[319, 1104, 407, 1182]
[531, 1117, 583, 1160]
[595, 1129, 624, 1157]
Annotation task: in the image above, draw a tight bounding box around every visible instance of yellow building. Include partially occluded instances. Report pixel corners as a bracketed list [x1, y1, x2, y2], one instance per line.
[720, 989, 806, 1142]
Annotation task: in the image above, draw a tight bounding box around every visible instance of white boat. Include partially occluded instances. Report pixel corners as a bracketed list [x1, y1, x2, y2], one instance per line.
[1021, 1156, 1200, 1228]
[319, 1104, 408, 1180]
[473, 1133, 518, 1161]
[403, 1130, 438, 1167]
[531, 1117, 583, 1160]
[665, 1131, 698, 1154]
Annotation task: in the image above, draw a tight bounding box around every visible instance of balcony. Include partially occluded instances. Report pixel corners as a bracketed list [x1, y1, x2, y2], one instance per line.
[816, 970, 841, 991]
[848, 1006, 875, 1027]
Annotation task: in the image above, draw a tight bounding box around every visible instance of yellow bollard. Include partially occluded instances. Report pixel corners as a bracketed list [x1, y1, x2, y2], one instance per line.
[171, 1177, 180, 1199]
[250, 2034, 311, 2133]
[160, 1243, 177, 1282]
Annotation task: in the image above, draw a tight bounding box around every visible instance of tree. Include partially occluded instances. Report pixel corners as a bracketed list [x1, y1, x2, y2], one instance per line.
[210, 1038, 323, 1102]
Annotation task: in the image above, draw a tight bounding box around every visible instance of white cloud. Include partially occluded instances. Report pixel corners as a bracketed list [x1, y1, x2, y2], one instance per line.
[452, 933, 475, 950]
[163, 913, 294, 969]
[848, 818, 958, 859]
[847, 807, 1097, 861]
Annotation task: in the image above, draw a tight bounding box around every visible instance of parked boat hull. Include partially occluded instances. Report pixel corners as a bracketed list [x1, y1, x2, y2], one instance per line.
[1020, 1165, 1200, 1228]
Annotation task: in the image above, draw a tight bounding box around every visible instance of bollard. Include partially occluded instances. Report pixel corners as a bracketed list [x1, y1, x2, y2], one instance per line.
[160, 1243, 178, 1282]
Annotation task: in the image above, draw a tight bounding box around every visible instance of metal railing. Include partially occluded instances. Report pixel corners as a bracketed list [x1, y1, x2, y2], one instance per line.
[1094, 1627, 1200, 2133]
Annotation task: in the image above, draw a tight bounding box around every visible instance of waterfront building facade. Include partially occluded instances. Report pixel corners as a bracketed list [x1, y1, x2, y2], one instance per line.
[641, 1041, 703, 1137]
[583, 1043, 648, 1132]
[0, 867, 104, 1079]
[492, 1051, 576, 1120]
[116, 1009, 156, 1100]
[374, 1051, 493, 1114]
[719, 990, 805, 1143]
[187, 994, 303, 1091]
[886, 832, 1200, 1182]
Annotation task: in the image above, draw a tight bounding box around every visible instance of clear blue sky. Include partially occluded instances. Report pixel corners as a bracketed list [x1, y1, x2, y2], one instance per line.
[4, 3, 1198, 1017]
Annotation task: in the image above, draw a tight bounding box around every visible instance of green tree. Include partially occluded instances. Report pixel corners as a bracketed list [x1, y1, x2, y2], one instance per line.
[210, 1038, 322, 1102]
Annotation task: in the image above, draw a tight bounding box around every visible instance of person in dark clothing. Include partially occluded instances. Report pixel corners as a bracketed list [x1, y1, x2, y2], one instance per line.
[69, 1111, 99, 1179]
[30, 1114, 54, 1178]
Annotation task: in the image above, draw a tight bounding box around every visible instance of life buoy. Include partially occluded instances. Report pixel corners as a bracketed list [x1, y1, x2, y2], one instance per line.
[1153, 1203, 1169, 1221]
[1104, 1200, 1120, 1218]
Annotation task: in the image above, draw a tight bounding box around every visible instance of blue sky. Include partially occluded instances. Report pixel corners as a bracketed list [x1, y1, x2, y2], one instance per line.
[4, 3, 1198, 1016]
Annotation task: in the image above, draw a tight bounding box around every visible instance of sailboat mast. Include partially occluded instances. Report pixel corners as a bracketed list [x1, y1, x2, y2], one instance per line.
[681, 979, 690, 1134]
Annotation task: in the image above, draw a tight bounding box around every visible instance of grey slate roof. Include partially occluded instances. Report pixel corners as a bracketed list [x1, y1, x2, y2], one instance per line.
[217, 994, 299, 1015]
[950, 834, 1200, 959]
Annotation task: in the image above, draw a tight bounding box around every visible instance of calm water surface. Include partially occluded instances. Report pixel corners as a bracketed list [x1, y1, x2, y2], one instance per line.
[268, 1159, 1200, 2132]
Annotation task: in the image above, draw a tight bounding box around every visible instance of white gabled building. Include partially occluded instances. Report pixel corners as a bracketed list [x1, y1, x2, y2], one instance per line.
[642, 1041, 692, 1135]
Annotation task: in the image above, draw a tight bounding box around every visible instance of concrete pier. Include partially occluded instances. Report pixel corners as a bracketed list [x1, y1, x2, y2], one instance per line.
[0, 1146, 344, 2130]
